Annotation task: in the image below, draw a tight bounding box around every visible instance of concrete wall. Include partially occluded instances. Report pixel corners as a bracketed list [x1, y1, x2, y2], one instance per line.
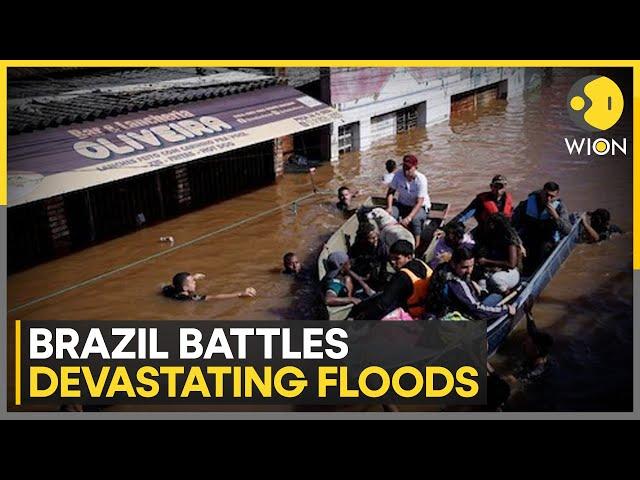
[328, 67, 529, 161]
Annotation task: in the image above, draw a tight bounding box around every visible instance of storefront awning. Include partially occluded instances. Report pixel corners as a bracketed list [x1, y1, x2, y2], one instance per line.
[8, 85, 341, 207]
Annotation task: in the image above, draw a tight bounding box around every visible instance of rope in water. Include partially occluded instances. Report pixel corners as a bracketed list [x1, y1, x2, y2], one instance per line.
[9, 190, 327, 314]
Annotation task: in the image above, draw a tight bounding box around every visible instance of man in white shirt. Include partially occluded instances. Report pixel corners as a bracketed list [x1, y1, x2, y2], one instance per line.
[386, 154, 431, 248]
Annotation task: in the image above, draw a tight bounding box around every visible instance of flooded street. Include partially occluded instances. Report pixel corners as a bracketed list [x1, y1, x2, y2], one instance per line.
[8, 69, 633, 411]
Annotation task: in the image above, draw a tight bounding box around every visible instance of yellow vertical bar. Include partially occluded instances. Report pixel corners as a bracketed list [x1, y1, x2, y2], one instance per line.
[15, 320, 21, 406]
[634, 63, 639, 269]
[0, 63, 6, 205]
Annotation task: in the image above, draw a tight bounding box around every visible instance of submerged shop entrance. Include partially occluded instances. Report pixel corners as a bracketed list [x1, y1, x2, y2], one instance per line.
[450, 80, 508, 115]
[7, 141, 275, 273]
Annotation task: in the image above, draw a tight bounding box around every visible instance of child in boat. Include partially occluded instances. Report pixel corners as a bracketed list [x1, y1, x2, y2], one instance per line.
[162, 272, 256, 301]
[382, 159, 397, 186]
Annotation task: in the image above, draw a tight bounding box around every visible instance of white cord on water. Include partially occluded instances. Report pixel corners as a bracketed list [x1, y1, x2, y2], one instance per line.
[9, 191, 326, 314]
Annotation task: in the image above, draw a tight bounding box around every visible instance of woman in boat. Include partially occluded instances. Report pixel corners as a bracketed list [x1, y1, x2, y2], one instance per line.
[322, 252, 375, 307]
[348, 222, 388, 289]
[474, 213, 522, 295]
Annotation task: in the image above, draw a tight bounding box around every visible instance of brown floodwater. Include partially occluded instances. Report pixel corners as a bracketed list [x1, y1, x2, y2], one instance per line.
[7, 68, 633, 411]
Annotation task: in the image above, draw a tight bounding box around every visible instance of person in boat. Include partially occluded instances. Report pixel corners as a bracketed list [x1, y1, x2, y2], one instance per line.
[428, 221, 475, 269]
[350, 240, 432, 320]
[162, 272, 256, 301]
[579, 208, 623, 243]
[336, 186, 361, 213]
[425, 247, 516, 321]
[348, 222, 388, 289]
[383, 159, 397, 186]
[474, 213, 522, 295]
[511, 181, 572, 275]
[322, 251, 375, 307]
[449, 175, 514, 232]
[385, 154, 432, 250]
[282, 252, 302, 275]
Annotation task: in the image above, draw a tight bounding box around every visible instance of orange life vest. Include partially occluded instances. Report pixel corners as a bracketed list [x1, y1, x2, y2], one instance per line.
[476, 192, 513, 223]
[400, 259, 433, 318]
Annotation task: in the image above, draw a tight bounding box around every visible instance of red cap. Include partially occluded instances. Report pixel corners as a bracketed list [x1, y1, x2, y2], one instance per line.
[403, 154, 418, 167]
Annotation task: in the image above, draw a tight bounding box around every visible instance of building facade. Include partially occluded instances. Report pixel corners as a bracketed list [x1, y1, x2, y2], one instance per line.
[322, 67, 531, 159]
[7, 68, 339, 273]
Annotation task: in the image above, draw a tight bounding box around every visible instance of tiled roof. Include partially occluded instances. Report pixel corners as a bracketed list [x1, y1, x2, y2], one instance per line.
[282, 68, 321, 87]
[8, 68, 283, 135]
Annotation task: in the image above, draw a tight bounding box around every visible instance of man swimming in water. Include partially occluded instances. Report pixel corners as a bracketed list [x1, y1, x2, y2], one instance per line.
[162, 272, 256, 301]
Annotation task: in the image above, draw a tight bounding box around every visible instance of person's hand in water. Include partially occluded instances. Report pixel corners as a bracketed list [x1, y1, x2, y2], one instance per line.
[193, 273, 206, 280]
[239, 287, 257, 298]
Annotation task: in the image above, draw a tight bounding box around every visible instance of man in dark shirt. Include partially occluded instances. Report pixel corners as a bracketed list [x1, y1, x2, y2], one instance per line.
[162, 272, 256, 301]
[350, 240, 432, 320]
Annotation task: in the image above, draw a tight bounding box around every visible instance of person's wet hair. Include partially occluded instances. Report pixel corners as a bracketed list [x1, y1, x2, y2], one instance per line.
[172, 272, 191, 290]
[162, 271, 191, 297]
[543, 181, 560, 192]
[389, 239, 414, 256]
[283, 252, 296, 264]
[590, 208, 611, 233]
[452, 246, 474, 264]
[385, 159, 396, 173]
[338, 186, 349, 197]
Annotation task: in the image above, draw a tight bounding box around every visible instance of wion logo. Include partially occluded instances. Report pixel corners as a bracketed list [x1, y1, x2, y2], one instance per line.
[564, 75, 627, 156]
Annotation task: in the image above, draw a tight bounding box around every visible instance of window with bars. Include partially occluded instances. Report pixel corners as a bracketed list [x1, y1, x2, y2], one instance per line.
[396, 105, 419, 133]
[338, 123, 356, 154]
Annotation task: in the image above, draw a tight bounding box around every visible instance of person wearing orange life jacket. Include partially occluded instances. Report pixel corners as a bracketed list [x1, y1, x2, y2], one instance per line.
[450, 175, 514, 230]
[350, 240, 432, 320]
